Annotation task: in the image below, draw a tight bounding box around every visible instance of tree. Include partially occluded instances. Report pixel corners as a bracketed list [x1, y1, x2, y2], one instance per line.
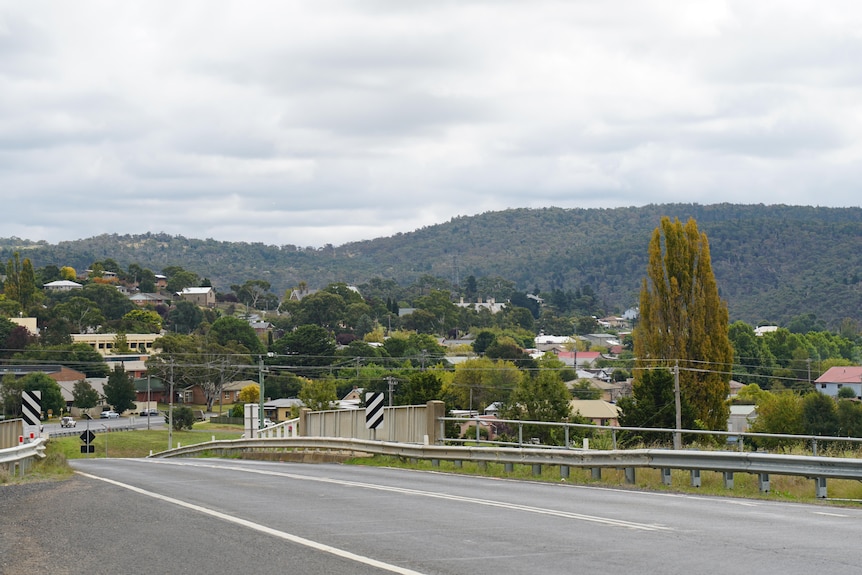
[60, 266, 77, 281]
[119, 309, 163, 333]
[298, 378, 338, 411]
[171, 405, 196, 430]
[749, 392, 804, 450]
[634, 217, 733, 430]
[72, 379, 100, 410]
[103, 363, 137, 414]
[397, 372, 443, 405]
[208, 316, 264, 354]
[272, 325, 336, 376]
[52, 296, 106, 333]
[801, 392, 839, 436]
[617, 368, 697, 445]
[238, 383, 260, 404]
[503, 367, 572, 445]
[168, 300, 204, 334]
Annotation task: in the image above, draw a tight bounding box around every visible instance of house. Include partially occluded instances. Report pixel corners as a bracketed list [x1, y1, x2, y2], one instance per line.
[104, 356, 149, 378]
[154, 274, 168, 288]
[815, 366, 862, 399]
[219, 380, 256, 404]
[265, 398, 304, 422]
[754, 325, 779, 337]
[728, 404, 757, 433]
[129, 292, 171, 307]
[569, 399, 621, 426]
[455, 297, 506, 314]
[458, 414, 504, 440]
[552, 350, 601, 368]
[42, 280, 83, 292]
[289, 287, 318, 301]
[133, 376, 168, 405]
[177, 286, 216, 307]
[583, 333, 621, 349]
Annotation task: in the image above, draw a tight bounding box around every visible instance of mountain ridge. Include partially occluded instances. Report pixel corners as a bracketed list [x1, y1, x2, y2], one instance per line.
[2, 203, 861, 328]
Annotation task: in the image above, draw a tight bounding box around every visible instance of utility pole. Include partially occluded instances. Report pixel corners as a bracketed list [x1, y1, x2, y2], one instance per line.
[386, 376, 398, 407]
[168, 359, 174, 450]
[146, 373, 151, 431]
[673, 361, 682, 450]
[258, 355, 265, 431]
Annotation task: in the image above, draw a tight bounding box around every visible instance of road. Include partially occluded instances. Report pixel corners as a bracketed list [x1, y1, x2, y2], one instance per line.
[3, 458, 862, 574]
[41, 416, 166, 438]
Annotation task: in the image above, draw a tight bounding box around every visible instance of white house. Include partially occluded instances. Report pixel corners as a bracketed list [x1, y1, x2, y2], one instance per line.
[815, 366, 862, 399]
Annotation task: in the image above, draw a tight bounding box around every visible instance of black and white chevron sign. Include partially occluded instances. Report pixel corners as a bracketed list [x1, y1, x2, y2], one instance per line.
[365, 392, 384, 430]
[22, 390, 41, 426]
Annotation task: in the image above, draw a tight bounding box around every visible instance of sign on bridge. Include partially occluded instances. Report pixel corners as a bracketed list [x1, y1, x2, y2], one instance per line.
[365, 392, 384, 430]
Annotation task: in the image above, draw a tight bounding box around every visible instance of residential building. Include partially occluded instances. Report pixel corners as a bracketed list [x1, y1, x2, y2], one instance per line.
[815, 366, 862, 399]
[42, 280, 82, 292]
[570, 399, 621, 426]
[129, 292, 171, 306]
[177, 286, 216, 307]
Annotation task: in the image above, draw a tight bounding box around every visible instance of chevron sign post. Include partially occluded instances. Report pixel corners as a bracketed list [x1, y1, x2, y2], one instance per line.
[365, 392, 384, 432]
[22, 390, 42, 427]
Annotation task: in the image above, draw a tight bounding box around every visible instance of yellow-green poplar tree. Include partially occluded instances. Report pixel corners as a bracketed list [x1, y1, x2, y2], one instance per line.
[634, 217, 733, 430]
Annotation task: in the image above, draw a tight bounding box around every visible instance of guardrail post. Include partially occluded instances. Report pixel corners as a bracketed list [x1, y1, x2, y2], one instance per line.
[690, 469, 701, 487]
[431, 459, 440, 468]
[560, 465, 569, 479]
[591, 467, 602, 480]
[660, 468, 672, 486]
[454, 460, 462, 468]
[624, 467, 636, 484]
[815, 477, 827, 498]
[758, 473, 770, 493]
[518, 423, 523, 447]
[504, 462, 514, 473]
[723, 472, 734, 489]
[532, 464, 542, 476]
[611, 428, 617, 450]
[811, 438, 817, 457]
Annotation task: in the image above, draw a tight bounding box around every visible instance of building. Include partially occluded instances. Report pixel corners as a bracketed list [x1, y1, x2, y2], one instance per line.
[569, 399, 621, 426]
[815, 366, 862, 399]
[129, 292, 171, 307]
[177, 286, 216, 307]
[42, 280, 82, 292]
[71, 333, 161, 356]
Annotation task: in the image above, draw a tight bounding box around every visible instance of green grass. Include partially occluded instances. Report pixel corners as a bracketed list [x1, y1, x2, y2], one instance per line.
[48, 425, 244, 459]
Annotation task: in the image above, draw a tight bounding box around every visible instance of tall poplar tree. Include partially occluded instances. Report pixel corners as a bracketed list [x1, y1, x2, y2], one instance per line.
[634, 217, 733, 430]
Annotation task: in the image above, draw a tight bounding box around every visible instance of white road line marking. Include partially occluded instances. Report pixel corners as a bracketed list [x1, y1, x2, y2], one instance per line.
[813, 512, 849, 518]
[75, 471, 426, 575]
[152, 460, 672, 532]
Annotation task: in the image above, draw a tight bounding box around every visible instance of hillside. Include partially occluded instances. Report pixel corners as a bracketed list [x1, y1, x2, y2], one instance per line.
[2, 203, 861, 328]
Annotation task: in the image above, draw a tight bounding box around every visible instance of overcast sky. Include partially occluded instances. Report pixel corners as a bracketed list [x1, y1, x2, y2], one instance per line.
[2, 1, 861, 247]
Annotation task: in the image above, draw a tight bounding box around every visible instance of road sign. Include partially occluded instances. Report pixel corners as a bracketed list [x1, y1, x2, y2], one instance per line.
[80, 430, 96, 444]
[365, 392, 384, 429]
[80, 445, 95, 454]
[22, 390, 41, 426]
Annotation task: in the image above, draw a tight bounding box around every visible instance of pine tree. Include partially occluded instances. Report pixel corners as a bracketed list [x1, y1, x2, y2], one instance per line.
[634, 217, 733, 430]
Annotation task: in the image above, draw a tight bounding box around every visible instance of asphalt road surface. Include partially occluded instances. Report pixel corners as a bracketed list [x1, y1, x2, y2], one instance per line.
[3, 458, 862, 574]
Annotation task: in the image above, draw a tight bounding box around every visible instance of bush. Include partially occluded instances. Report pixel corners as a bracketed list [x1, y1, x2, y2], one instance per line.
[230, 404, 244, 418]
[171, 406, 196, 431]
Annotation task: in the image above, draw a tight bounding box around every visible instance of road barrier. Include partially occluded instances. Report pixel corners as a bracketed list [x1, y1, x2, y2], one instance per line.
[0, 436, 47, 478]
[149, 436, 862, 499]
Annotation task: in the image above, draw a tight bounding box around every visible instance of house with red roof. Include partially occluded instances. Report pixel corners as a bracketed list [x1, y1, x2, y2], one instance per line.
[815, 366, 862, 399]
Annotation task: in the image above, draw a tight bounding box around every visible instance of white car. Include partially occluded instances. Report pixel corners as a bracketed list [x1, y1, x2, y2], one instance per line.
[100, 410, 120, 419]
[60, 416, 76, 428]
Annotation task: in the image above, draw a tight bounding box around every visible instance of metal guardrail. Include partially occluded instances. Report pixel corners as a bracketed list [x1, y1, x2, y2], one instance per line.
[149, 436, 862, 498]
[0, 437, 47, 478]
[441, 416, 862, 456]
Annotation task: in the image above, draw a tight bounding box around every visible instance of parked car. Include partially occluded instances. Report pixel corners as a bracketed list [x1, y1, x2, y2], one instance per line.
[100, 410, 120, 419]
[60, 416, 76, 428]
[139, 408, 159, 416]
[263, 418, 275, 427]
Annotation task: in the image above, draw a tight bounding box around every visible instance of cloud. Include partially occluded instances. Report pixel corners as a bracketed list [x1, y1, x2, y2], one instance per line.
[1, 1, 861, 246]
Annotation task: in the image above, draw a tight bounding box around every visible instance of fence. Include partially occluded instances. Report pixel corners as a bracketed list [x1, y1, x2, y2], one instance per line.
[1, 419, 24, 449]
[300, 402, 445, 444]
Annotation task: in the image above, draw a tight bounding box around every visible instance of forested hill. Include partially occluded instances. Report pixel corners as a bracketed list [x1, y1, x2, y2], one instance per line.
[2, 203, 861, 328]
